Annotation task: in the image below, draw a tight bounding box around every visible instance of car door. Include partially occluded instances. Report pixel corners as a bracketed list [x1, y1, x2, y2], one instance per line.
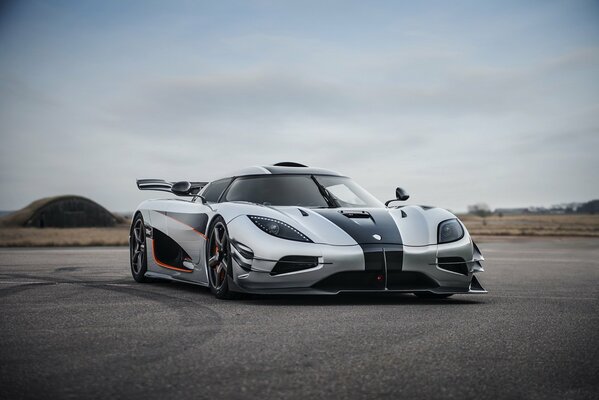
[163, 199, 212, 284]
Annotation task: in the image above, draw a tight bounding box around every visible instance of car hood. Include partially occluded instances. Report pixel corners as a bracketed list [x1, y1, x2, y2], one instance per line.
[220, 202, 459, 247]
[275, 205, 459, 247]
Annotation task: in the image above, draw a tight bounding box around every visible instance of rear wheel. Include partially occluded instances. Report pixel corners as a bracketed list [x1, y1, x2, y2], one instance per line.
[130, 214, 150, 283]
[207, 217, 236, 299]
[414, 292, 453, 299]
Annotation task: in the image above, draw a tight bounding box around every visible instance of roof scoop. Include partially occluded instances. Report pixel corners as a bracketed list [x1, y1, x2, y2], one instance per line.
[273, 162, 308, 167]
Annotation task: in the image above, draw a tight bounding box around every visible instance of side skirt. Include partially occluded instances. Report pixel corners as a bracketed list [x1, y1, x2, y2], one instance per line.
[144, 271, 210, 287]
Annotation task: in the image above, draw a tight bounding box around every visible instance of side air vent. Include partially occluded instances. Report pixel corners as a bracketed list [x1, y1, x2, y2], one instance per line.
[270, 256, 319, 275]
[230, 239, 254, 260]
[437, 257, 469, 275]
[273, 162, 308, 167]
[152, 228, 193, 272]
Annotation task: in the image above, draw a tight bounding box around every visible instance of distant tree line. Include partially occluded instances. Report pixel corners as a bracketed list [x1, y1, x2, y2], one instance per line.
[467, 203, 492, 217]
[578, 199, 599, 214]
[467, 199, 599, 216]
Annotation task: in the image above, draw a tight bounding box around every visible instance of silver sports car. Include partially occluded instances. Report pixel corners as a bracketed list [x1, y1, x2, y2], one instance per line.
[130, 162, 486, 299]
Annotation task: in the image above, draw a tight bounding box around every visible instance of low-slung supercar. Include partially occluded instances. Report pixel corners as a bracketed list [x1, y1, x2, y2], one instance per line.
[130, 163, 486, 299]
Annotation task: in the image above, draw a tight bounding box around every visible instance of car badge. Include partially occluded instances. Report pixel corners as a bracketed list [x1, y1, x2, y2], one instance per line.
[373, 234, 382, 241]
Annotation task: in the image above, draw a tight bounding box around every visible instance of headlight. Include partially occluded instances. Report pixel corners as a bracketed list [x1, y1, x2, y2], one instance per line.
[248, 215, 312, 243]
[438, 219, 464, 244]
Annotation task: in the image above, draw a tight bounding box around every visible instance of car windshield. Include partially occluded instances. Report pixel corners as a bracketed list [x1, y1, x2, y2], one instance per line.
[223, 174, 384, 208]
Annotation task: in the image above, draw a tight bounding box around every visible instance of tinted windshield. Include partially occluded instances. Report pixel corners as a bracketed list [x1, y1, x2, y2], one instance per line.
[223, 174, 383, 208]
[315, 175, 384, 208]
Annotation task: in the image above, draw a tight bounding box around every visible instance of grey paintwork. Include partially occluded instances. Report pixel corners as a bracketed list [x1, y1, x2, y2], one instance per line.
[133, 165, 486, 295]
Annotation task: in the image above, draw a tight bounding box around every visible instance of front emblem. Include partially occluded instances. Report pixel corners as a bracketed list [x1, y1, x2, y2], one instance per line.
[372, 234, 382, 241]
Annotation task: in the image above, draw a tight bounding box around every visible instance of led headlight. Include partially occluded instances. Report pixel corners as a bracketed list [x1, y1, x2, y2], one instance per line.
[438, 219, 464, 244]
[248, 215, 312, 243]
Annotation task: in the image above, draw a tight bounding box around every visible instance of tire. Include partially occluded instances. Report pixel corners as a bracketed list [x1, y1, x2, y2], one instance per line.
[414, 292, 453, 299]
[130, 214, 150, 283]
[206, 216, 236, 299]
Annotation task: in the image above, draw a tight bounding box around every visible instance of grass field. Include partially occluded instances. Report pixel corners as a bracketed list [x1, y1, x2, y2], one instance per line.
[0, 214, 598, 247]
[0, 226, 130, 247]
[458, 213, 599, 237]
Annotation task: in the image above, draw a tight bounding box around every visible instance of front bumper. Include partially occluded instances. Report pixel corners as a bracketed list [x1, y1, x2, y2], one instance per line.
[227, 216, 486, 295]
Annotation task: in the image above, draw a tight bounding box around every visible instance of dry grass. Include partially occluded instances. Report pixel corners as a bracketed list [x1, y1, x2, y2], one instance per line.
[0, 225, 130, 247]
[0, 214, 598, 247]
[459, 213, 599, 237]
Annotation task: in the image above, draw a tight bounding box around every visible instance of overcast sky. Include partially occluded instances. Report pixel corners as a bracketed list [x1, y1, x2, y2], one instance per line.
[1, 0, 598, 212]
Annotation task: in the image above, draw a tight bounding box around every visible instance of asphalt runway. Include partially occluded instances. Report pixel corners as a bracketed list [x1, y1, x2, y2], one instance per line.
[1, 238, 598, 400]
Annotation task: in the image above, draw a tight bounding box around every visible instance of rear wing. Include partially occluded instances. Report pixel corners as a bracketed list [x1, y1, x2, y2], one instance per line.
[136, 179, 208, 197]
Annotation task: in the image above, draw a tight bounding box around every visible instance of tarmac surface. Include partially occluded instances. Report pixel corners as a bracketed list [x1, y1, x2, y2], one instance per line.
[1, 238, 598, 399]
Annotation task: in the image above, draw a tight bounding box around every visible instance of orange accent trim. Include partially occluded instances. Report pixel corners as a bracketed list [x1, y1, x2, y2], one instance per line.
[152, 240, 193, 273]
[164, 214, 208, 240]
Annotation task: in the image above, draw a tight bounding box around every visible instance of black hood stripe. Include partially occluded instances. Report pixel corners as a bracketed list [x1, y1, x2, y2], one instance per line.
[312, 209, 402, 245]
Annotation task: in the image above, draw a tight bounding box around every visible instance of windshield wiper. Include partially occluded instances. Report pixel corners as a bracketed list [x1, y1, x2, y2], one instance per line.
[311, 175, 339, 208]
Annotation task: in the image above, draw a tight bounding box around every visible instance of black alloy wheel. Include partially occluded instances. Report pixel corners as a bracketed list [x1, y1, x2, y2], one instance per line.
[207, 217, 235, 299]
[130, 214, 150, 282]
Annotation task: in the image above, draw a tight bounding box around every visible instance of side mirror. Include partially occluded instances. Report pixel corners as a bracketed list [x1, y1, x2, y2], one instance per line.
[385, 187, 410, 206]
[395, 187, 410, 201]
[171, 181, 206, 201]
[171, 181, 193, 196]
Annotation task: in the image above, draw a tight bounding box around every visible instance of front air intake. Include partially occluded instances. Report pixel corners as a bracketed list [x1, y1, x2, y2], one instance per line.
[270, 256, 319, 275]
[437, 257, 469, 276]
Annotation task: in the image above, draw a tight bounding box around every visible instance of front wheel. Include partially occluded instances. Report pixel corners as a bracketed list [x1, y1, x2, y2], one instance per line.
[207, 217, 236, 299]
[130, 214, 150, 283]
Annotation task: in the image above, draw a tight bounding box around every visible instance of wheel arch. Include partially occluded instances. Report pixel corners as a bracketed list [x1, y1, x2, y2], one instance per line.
[129, 211, 144, 242]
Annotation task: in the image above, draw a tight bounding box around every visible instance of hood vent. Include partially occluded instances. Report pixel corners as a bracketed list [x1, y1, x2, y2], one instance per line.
[339, 210, 371, 219]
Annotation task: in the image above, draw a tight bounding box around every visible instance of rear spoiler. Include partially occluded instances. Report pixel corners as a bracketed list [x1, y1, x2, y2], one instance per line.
[136, 179, 208, 197]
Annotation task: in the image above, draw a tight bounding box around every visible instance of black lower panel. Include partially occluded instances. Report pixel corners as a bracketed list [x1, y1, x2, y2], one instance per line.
[386, 271, 439, 290]
[312, 271, 386, 291]
[313, 271, 438, 292]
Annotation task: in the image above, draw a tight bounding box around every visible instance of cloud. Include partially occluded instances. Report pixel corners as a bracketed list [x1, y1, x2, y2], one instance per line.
[109, 45, 599, 128]
[1, 1, 598, 211]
